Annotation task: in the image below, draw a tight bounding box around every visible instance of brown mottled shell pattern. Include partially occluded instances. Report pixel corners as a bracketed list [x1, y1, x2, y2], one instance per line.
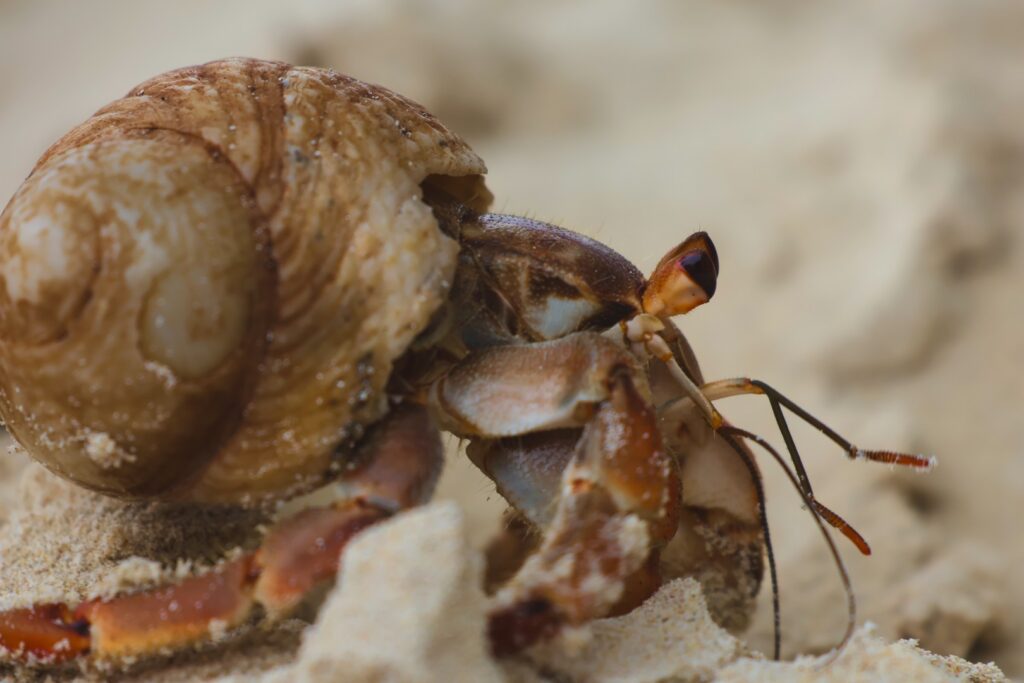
[0, 58, 491, 503]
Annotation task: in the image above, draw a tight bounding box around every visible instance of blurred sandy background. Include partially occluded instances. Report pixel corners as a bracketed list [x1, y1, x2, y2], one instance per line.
[1, 0, 1022, 677]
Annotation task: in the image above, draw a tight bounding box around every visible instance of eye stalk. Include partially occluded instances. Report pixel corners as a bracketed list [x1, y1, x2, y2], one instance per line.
[642, 231, 719, 317]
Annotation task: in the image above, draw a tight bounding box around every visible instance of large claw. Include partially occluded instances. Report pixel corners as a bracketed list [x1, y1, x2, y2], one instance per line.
[432, 336, 679, 654]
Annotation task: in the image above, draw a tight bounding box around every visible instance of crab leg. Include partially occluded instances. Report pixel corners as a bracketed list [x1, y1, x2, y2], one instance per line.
[0, 404, 443, 664]
[430, 332, 679, 653]
[74, 557, 258, 660]
[0, 605, 90, 663]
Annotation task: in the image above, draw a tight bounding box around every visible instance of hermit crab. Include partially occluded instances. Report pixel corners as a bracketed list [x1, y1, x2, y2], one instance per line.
[0, 58, 932, 666]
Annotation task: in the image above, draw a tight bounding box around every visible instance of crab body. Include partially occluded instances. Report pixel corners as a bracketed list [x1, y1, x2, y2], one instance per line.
[0, 59, 933, 667]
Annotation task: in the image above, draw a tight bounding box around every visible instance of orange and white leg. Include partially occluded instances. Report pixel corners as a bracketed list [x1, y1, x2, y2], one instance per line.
[0, 404, 443, 664]
[430, 332, 680, 654]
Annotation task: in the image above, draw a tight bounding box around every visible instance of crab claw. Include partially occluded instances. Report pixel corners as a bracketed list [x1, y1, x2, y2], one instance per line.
[474, 359, 679, 655]
[642, 231, 719, 317]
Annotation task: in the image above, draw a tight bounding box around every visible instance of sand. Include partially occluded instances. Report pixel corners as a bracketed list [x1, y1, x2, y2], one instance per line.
[0, 450, 267, 614]
[0, 491, 1005, 682]
[1, 0, 1022, 679]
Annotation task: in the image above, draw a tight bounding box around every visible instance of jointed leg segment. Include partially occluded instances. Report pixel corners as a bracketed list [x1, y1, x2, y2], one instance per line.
[0, 404, 443, 663]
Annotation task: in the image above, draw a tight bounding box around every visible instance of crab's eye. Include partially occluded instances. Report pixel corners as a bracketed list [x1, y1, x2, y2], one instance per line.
[642, 231, 720, 317]
[679, 247, 717, 299]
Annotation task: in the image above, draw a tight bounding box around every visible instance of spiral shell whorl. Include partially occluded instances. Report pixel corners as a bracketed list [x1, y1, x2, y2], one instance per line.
[0, 58, 489, 502]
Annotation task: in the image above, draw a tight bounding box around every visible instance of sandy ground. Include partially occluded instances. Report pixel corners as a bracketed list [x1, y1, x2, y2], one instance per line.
[0, 0, 1022, 680]
[0, 479, 1008, 682]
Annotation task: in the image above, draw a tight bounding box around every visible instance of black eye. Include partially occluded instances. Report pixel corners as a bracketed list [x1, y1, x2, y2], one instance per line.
[679, 249, 717, 299]
[696, 231, 719, 272]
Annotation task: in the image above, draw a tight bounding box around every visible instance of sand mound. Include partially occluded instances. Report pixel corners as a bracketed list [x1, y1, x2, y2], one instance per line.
[317, 504, 1004, 683]
[295, 502, 503, 683]
[0, 477, 1005, 682]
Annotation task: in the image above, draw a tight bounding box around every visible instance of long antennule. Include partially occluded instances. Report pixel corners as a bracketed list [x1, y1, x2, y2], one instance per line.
[720, 425, 856, 664]
[696, 377, 935, 472]
[715, 430, 782, 661]
[748, 380, 935, 470]
[765, 394, 872, 555]
[690, 376, 931, 554]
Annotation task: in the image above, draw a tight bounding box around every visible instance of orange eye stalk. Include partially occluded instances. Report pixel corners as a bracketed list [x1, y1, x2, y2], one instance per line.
[642, 231, 719, 317]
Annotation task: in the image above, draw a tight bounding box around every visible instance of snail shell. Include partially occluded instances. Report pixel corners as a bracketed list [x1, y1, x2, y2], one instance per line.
[0, 58, 491, 503]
